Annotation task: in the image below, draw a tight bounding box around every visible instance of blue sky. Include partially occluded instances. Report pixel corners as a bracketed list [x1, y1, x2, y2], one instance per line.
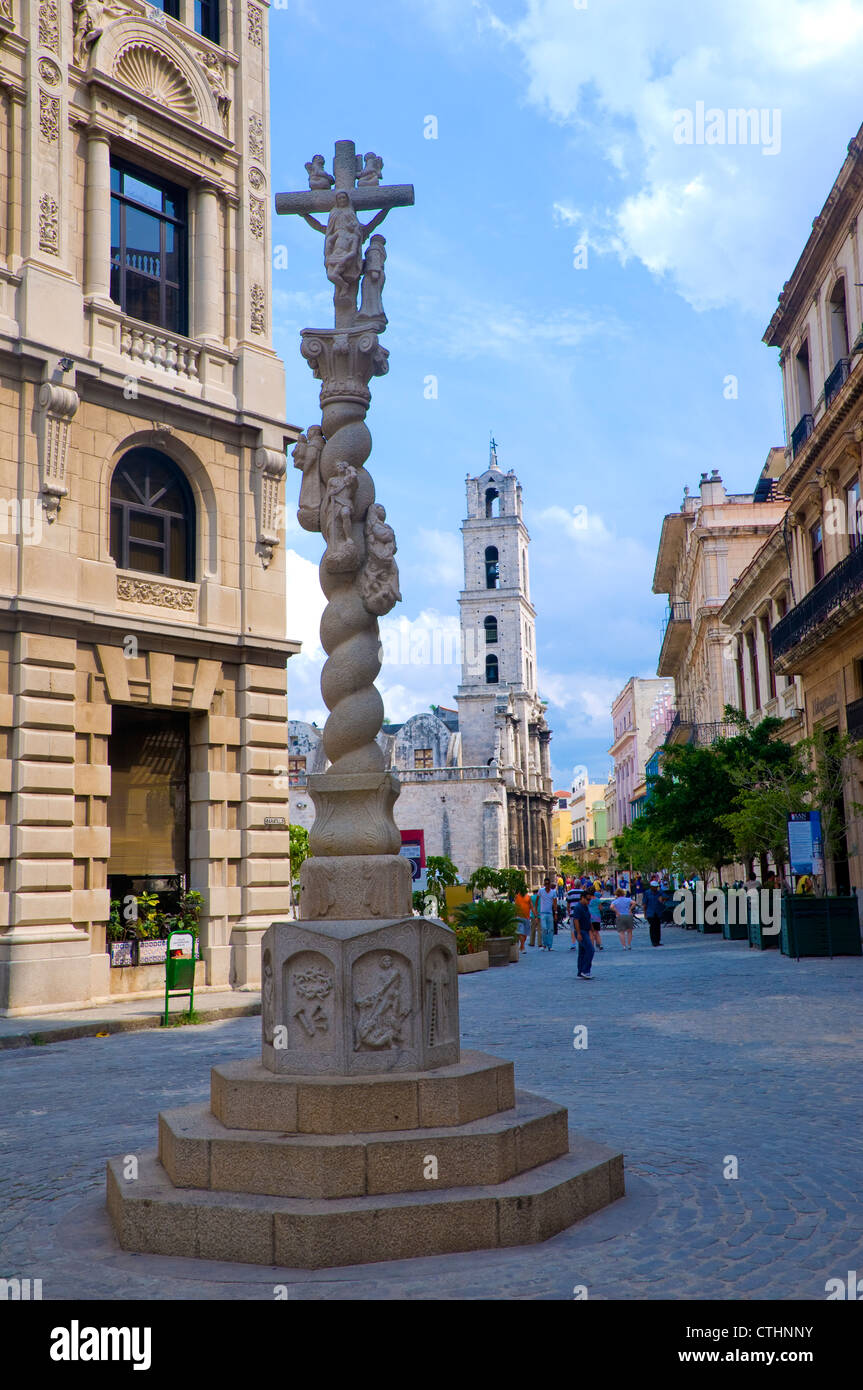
[268, 0, 863, 790]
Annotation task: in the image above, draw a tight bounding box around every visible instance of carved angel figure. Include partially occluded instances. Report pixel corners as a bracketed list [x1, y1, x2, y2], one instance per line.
[72, 0, 127, 66]
[357, 233, 387, 328]
[305, 154, 335, 190]
[322, 461, 360, 572]
[360, 502, 401, 616]
[292, 424, 325, 532]
[201, 53, 231, 125]
[356, 151, 383, 186]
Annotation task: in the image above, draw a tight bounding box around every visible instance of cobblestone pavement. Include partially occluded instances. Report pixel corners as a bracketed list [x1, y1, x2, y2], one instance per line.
[1, 926, 861, 1300]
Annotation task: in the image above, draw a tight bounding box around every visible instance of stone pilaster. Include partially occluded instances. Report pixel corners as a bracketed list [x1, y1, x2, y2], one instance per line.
[0, 633, 89, 1013]
[229, 661, 291, 986]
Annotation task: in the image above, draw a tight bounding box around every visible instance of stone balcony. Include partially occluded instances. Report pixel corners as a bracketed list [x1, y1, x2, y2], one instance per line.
[657, 600, 691, 678]
[85, 303, 238, 408]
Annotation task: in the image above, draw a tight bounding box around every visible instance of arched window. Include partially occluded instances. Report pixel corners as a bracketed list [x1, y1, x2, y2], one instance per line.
[484, 545, 499, 589]
[484, 615, 498, 644]
[485, 487, 500, 518]
[485, 654, 499, 684]
[110, 448, 195, 581]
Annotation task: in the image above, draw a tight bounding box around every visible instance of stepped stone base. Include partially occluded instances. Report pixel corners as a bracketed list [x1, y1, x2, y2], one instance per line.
[107, 1048, 624, 1268]
[108, 1136, 624, 1268]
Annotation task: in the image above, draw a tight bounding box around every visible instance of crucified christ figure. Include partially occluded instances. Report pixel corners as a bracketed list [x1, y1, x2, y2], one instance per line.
[302, 191, 390, 320]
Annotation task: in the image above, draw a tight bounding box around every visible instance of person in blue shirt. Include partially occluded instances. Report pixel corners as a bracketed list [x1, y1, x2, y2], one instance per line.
[572, 892, 595, 979]
[642, 880, 666, 947]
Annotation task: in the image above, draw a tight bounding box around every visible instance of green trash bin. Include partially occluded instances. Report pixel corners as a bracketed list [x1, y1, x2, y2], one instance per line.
[164, 928, 198, 1025]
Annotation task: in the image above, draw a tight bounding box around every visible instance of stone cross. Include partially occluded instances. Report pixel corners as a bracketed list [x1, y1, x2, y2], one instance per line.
[276, 139, 414, 329]
[274, 142, 415, 922]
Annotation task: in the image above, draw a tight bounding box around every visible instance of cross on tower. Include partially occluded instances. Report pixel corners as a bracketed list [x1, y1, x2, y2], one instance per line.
[275, 139, 415, 329]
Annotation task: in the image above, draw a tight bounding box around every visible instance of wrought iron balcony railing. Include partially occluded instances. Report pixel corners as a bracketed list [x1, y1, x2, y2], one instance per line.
[824, 356, 852, 410]
[790, 413, 814, 458]
[772, 540, 863, 658]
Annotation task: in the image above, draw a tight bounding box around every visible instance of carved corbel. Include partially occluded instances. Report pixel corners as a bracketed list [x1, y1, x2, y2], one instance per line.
[37, 382, 79, 521]
[253, 446, 287, 568]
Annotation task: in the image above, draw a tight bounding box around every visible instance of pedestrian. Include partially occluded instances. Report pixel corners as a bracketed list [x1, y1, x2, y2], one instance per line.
[514, 886, 532, 952]
[573, 891, 595, 979]
[537, 876, 557, 951]
[528, 886, 542, 948]
[565, 879, 580, 951]
[643, 878, 666, 947]
[587, 888, 603, 949]
[611, 887, 636, 950]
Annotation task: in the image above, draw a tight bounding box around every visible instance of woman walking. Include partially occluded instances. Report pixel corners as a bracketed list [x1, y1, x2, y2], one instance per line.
[611, 887, 636, 950]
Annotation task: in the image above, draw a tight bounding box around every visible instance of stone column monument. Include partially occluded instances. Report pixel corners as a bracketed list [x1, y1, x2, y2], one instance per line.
[107, 143, 624, 1268]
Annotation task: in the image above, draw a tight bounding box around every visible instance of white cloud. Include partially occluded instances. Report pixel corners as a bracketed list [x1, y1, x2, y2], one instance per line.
[480, 0, 863, 312]
[402, 529, 463, 588]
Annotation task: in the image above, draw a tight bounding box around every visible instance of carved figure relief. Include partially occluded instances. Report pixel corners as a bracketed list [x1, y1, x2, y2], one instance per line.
[356, 233, 386, 328]
[199, 51, 230, 129]
[322, 461, 359, 573]
[72, 0, 128, 66]
[356, 151, 383, 186]
[39, 91, 60, 142]
[248, 167, 265, 190]
[292, 424, 325, 532]
[300, 190, 390, 325]
[353, 953, 410, 1051]
[250, 283, 265, 334]
[261, 950, 275, 1043]
[305, 154, 334, 190]
[38, 57, 61, 84]
[38, 193, 59, 254]
[0, 0, 12, 21]
[359, 502, 401, 616]
[246, 1, 262, 45]
[424, 948, 454, 1048]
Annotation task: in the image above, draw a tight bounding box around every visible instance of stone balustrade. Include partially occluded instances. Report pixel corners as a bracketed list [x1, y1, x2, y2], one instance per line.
[120, 321, 201, 381]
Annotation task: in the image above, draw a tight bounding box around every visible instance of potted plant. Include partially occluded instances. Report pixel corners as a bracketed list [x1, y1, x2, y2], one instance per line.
[453, 921, 489, 973]
[453, 899, 518, 967]
[106, 898, 136, 967]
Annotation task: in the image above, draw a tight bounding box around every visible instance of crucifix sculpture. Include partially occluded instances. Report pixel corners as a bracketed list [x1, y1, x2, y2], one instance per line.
[275, 140, 415, 922]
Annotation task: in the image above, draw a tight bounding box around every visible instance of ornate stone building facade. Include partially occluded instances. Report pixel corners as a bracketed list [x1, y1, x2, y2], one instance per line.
[0, 0, 297, 1012]
[653, 463, 788, 746]
[763, 119, 863, 900]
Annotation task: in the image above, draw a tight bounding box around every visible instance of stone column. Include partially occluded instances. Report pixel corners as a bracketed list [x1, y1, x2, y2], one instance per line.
[195, 180, 222, 342]
[296, 327, 411, 922]
[84, 128, 112, 304]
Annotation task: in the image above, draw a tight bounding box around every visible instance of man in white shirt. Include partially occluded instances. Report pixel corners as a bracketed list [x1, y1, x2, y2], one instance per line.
[537, 877, 557, 951]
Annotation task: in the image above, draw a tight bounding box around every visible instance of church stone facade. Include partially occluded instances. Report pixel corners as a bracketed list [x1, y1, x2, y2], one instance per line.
[289, 454, 555, 883]
[0, 0, 297, 1013]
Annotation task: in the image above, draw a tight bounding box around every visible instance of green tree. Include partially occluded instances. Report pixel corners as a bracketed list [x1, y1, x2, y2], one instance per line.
[421, 854, 461, 921]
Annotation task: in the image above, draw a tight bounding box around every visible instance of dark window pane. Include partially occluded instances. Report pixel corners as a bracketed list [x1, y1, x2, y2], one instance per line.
[110, 505, 122, 565]
[111, 199, 120, 248]
[109, 264, 120, 304]
[169, 519, 187, 580]
[128, 542, 165, 574]
[164, 286, 181, 334]
[110, 166, 122, 193]
[129, 511, 165, 545]
[125, 272, 161, 325]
